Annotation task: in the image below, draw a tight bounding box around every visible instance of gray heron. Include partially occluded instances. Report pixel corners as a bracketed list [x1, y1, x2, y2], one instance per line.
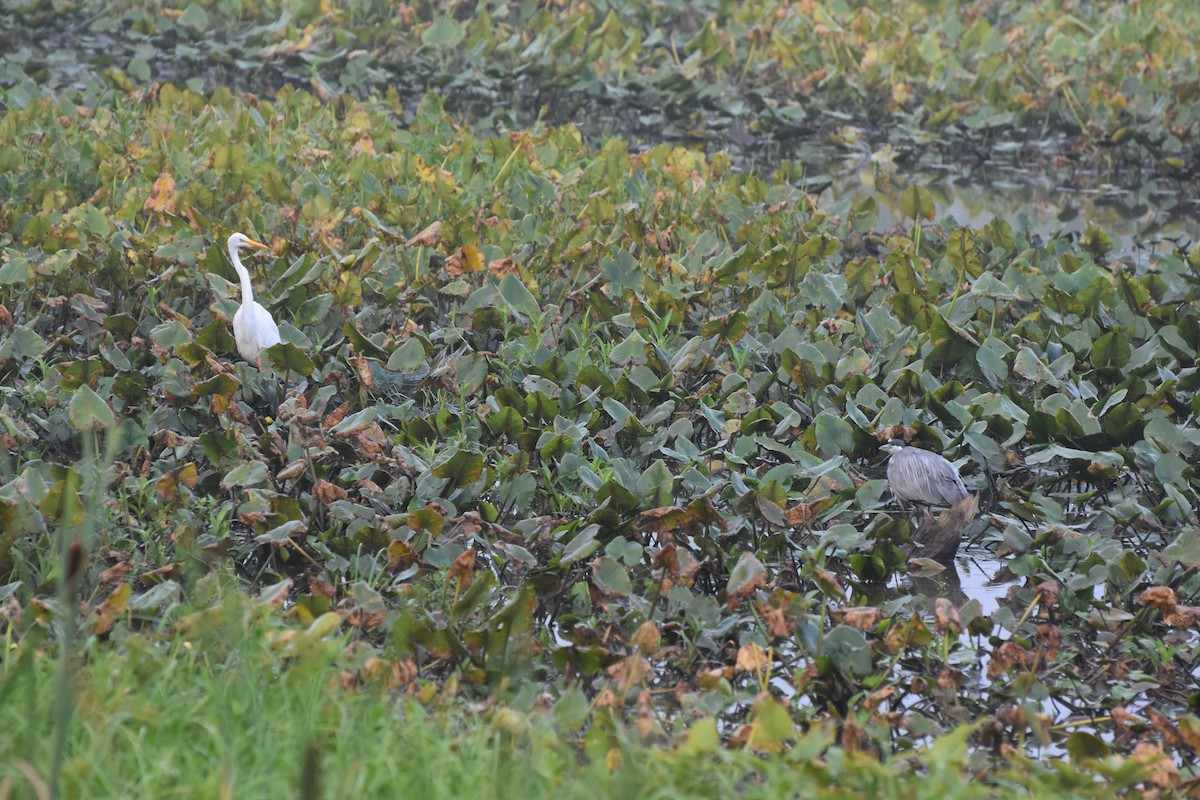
[880, 438, 968, 509]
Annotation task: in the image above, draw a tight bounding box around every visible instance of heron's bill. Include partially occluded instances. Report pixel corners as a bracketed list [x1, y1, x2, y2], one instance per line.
[244, 238, 270, 250]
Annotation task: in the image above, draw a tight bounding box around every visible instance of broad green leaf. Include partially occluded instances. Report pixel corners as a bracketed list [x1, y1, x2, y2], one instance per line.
[591, 556, 631, 596]
[178, 3, 209, 30]
[422, 16, 464, 47]
[499, 274, 539, 318]
[977, 336, 1011, 386]
[1090, 331, 1130, 369]
[343, 320, 388, 359]
[255, 519, 309, 544]
[431, 448, 484, 488]
[221, 460, 269, 490]
[264, 342, 315, 377]
[0, 256, 30, 285]
[149, 320, 191, 350]
[609, 330, 647, 366]
[813, 411, 853, 456]
[386, 338, 427, 372]
[67, 384, 115, 431]
[900, 185, 936, 221]
[560, 524, 601, 566]
[454, 353, 488, 394]
[636, 460, 674, 507]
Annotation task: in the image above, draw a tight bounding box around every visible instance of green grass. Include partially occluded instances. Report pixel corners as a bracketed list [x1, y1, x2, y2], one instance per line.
[0, 595, 1150, 799]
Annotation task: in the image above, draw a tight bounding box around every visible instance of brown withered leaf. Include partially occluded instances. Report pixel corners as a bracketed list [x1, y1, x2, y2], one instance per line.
[695, 666, 729, 691]
[312, 479, 348, 505]
[387, 540, 418, 571]
[1036, 624, 1062, 658]
[1163, 606, 1200, 627]
[90, 583, 131, 634]
[831, 606, 885, 630]
[784, 499, 827, 526]
[446, 549, 476, 588]
[933, 598, 961, 634]
[143, 170, 176, 214]
[140, 563, 181, 585]
[99, 560, 133, 586]
[936, 667, 963, 692]
[444, 245, 484, 276]
[277, 459, 308, 481]
[155, 462, 198, 504]
[487, 257, 519, 277]
[651, 537, 680, 575]
[995, 702, 1025, 729]
[309, 576, 335, 599]
[812, 568, 847, 601]
[630, 620, 660, 655]
[1111, 706, 1142, 733]
[606, 655, 649, 687]
[735, 642, 769, 672]
[759, 602, 793, 639]
[864, 685, 895, 713]
[1132, 742, 1178, 789]
[66, 538, 89, 581]
[322, 401, 350, 429]
[354, 354, 374, 392]
[987, 641, 1033, 679]
[1138, 586, 1178, 613]
[1146, 707, 1184, 750]
[1178, 715, 1200, 753]
[1035, 579, 1060, 607]
[405, 220, 442, 248]
[728, 724, 753, 750]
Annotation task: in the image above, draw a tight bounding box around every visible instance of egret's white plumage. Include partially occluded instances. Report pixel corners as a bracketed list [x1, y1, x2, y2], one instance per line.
[227, 232, 279, 367]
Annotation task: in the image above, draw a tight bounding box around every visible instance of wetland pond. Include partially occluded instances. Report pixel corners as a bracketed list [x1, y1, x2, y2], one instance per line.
[818, 161, 1197, 263]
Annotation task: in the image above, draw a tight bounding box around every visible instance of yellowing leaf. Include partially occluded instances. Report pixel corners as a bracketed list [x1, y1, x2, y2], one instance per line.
[143, 170, 176, 214]
[736, 642, 769, 672]
[405, 220, 442, 248]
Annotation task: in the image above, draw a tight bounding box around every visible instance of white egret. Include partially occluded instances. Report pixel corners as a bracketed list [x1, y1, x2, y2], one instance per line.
[227, 232, 280, 367]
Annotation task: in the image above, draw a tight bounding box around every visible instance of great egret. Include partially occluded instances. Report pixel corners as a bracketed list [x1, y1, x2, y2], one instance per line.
[227, 232, 280, 367]
[880, 439, 968, 509]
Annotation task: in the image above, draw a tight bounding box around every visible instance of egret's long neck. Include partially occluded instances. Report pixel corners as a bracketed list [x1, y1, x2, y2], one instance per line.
[229, 244, 255, 306]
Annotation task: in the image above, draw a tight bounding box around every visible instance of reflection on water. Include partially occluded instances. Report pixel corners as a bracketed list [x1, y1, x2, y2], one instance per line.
[819, 163, 1199, 262]
[907, 549, 1017, 616]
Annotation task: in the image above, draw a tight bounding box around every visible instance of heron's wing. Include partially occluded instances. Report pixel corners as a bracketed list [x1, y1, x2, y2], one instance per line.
[934, 470, 968, 504]
[252, 301, 282, 348]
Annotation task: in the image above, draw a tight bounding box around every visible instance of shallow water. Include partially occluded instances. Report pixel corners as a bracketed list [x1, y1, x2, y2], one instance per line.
[820, 162, 1199, 263]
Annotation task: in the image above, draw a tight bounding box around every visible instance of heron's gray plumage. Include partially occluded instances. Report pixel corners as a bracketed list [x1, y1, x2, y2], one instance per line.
[880, 439, 968, 506]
